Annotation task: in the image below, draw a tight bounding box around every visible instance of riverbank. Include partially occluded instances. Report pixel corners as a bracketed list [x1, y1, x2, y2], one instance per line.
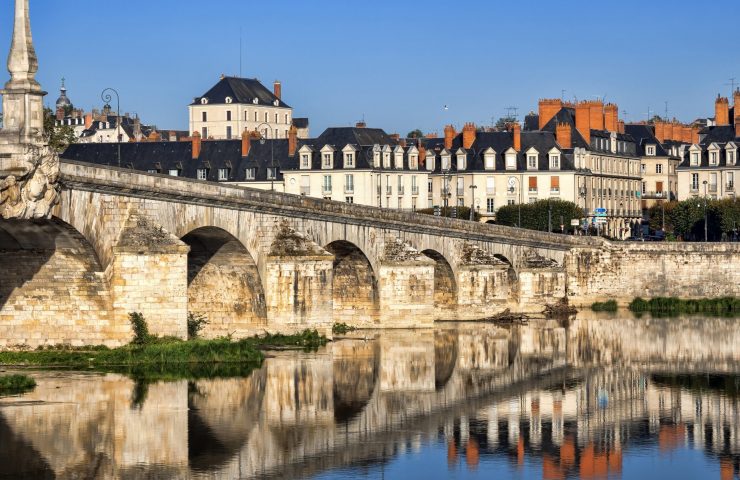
[629, 297, 740, 317]
[0, 330, 328, 378]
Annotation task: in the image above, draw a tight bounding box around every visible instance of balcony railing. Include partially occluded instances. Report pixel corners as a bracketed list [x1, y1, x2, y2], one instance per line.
[322, 186, 332, 194]
[641, 191, 666, 199]
[300, 186, 310, 196]
[386, 186, 392, 195]
[344, 185, 354, 193]
[411, 186, 419, 195]
[708, 184, 718, 193]
[727, 183, 735, 191]
[550, 187, 560, 194]
[457, 188, 465, 196]
[398, 186, 405, 195]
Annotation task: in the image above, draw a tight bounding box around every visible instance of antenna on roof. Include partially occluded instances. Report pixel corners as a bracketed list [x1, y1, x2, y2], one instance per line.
[725, 77, 737, 97]
[561, 89, 566, 101]
[505, 106, 518, 120]
[664, 101, 669, 120]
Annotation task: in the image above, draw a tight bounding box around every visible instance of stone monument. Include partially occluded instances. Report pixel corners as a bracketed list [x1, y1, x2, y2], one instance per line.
[0, 0, 59, 219]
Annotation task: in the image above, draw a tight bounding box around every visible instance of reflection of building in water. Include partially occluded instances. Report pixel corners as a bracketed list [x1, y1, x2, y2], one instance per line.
[0, 319, 739, 479]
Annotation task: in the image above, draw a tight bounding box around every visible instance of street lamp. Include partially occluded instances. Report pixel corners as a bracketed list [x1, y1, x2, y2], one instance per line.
[508, 177, 521, 228]
[101, 88, 121, 167]
[442, 162, 451, 217]
[547, 197, 552, 233]
[579, 184, 588, 236]
[256, 123, 276, 191]
[703, 180, 708, 242]
[469, 184, 478, 220]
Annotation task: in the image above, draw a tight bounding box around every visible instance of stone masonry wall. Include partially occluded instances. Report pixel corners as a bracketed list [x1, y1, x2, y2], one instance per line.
[456, 265, 510, 319]
[517, 269, 567, 312]
[377, 262, 435, 328]
[566, 243, 740, 305]
[331, 249, 379, 328]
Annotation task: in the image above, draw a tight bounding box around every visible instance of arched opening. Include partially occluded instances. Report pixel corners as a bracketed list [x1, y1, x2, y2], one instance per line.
[182, 227, 266, 338]
[485, 220, 496, 225]
[434, 331, 458, 390]
[0, 218, 118, 348]
[333, 340, 379, 423]
[421, 249, 457, 316]
[325, 241, 378, 327]
[494, 253, 517, 282]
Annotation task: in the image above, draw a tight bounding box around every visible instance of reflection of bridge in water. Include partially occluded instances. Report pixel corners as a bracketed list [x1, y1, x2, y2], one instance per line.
[0, 316, 739, 479]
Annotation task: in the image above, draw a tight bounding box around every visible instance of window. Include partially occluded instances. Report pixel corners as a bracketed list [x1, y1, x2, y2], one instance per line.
[710, 151, 718, 165]
[202, 112, 207, 122]
[550, 176, 560, 193]
[245, 168, 256, 180]
[322, 175, 332, 193]
[641, 181, 646, 194]
[345, 174, 354, 192]
[709, 172, 718, 191]
[398, 175, 404, 194]
[528, 176, 537, 193]
[345, 197, 354, 204]
[409, 155, 418, 170]
[284, 114, 288, 124]
[301, 154, 310, 169]
[411, 175, 418, 194]
[691, 153, 699, 166]
[168, 169, 180, 177]
[527, 155, 537, 169]
[457, 155, 466, 171]
[486, 198, 495, 213]
[254, 111, 258, 122]
[300, 175, 310, 195]
[456, 177, 464, 196]
[729, 150, 736, 165]
[647, 145, 655, 156]
[457, 198, 464, 207]
[484, 153, 495, 170]
[441, 155, 451, 171]
[428, 179, 433, 194]
[201, 127, 208, 139]
[267, 167, 277, 179]
[196, 168, 208, 180]
[656, 164, 662, 174]
[728, 172, 734, 190]
[275, 113, 278, 123]
[226, 111, 232, 121]
[344, 152, 354, 168]
[244, 111, 248, 121]
[225, 97, 232, 104]
[549, 154, 560, 170]
[691, 173, 699, 191]
[505, 152, 517, 170]
[264, 112, 268, 122]
[226, 126, 232, 139]
[486, 176, 494, 195]
[323, 153, 332, 168]
[218, 168, 230, 181]
[656, 181, 663, 194]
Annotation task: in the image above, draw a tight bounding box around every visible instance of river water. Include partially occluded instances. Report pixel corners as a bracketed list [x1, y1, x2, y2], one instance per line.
[0, 314, 738, 479]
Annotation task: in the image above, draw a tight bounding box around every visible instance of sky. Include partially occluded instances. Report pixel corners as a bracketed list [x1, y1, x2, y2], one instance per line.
[1, 0, 737, 136]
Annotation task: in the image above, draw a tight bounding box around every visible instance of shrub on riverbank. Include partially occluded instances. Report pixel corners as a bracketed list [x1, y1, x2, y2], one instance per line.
[591, 300, 618, 312]
[332, 323, 357, 334]
[629, 297, 740, 316]
[0, 374, 36, 395]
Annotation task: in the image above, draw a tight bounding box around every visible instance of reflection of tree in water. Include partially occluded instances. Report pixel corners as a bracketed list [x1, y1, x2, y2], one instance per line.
[187, 369, 266, 472]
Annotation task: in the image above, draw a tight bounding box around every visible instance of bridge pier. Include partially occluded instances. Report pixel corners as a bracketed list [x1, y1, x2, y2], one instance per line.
[516, 268, 566, 312]
[377, 259, 435, 328]
[108, 217, 189, 339]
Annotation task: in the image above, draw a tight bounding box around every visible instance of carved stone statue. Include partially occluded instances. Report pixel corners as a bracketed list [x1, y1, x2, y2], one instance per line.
[0, 0, 60, 220]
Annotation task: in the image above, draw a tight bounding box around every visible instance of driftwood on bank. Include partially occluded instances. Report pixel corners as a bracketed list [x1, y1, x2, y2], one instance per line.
[543, 298, 578, 318]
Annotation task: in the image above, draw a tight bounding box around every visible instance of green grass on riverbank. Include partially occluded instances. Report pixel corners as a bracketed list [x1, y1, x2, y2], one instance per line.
[591, 300, 618, 312]
[629, 297, 740, 317]
[0, 374, 36, 395]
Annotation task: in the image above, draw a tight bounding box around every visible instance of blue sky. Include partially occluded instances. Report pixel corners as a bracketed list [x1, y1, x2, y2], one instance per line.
[2, 0, 737, 135]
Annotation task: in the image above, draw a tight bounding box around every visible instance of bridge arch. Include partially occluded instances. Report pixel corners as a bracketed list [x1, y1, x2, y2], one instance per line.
[181, 227, 266, 338]
[325, 240, 379, 327]
[0, 217, 123, 347]
[421, 249, 458, 317]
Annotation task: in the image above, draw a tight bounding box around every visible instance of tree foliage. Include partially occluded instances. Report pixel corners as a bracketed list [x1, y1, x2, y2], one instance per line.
[646, 199, 740, 241]
[406, 129, 424, 139]
[43, 107, 77, 152]
[495, 200, 584, 233]
[494, 116, 518, 131]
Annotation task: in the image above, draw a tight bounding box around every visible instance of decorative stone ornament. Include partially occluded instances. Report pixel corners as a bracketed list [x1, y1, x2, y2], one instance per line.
[0, 0, 60, 219]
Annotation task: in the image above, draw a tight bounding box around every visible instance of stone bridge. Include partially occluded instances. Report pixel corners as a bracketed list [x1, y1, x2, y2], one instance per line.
[2, 160, 740, 347]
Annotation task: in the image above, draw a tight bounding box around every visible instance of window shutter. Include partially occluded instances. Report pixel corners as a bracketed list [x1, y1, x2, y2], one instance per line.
[551, 176, 559, 189]
[529, 176, 537, 189]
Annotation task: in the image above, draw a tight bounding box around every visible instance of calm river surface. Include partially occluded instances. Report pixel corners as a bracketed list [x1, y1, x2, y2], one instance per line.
[1, 314, 739, 479]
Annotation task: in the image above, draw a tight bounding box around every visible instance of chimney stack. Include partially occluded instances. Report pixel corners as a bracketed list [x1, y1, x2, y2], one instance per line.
[84, 113, 93, 130]
[618, 120, 625, 134]
[575, 102, 591, 145]
[654, 122, 665, 143]
[510, 122, 521, 151]
[715, 95, 730, 125]
[355, 121, 366, 128]
[682, 125, 692, 144]
[192, 131, 202, 159]
[288, 125, 298, 156]
[555, 123, 572, 149]
[692, 126, 700, 145]
[538, 99, 563, 130]
[443, 124, 456, 150]
[462, 122, 476, 149]
[390, 133, 401, 143]
[588, 100, 604, 131]
[241, 128, 251, 157]
[604, 103, 618, 132]
[273, 80, 282, 100]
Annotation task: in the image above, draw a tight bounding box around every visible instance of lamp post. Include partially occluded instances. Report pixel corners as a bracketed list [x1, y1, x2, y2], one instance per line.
[442, 163, 450, 217]
[101, 88, 121, 167]
[703, 180, 708, 242]
[508, 177, 521, 228]
[547, 197, 552, 233]
[469, 184, 478, 220]
[579, 184, 588, 236]
[256, 123, 276, 191]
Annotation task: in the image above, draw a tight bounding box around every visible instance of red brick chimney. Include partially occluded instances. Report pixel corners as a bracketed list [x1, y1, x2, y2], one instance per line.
[273, 80, 282, 100]
[682, 125, 692, 144]
[692, 126, 700, 144]
[618, 120, 625, 134]
[588, 101, 604, 131]
[716, 95, 730, 125]
[575, 102, 591, 145]
[555, 123, 572, 149]
[418, 145, 427, 167]
[654, 122, 665, 143]
[288, 125, 298, 156]
[355, 121, 366, 128]
[84, 113, 93, 129]
[510, 122, 521, 151]
[443, 124, 456, 150]
[462, 122, 476, 149]
[538, 99, 562, 130]
[192, 131, 202, 159]
[664, 123, 673, 142]
[604, 103, 618, 132]
[241, 128, 251, 157]
[390, 133, 401, 143]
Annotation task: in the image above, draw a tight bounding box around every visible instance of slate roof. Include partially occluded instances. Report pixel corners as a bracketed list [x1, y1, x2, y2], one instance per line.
[623, 124, 671, 157]
[192, 76, 290, 108]
[292, 118, 309, 129]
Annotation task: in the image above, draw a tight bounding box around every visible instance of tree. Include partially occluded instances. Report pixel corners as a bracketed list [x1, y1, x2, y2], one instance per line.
[43, 107, 76, 152]
[648, 115, 665, 125]
[406, 129, 423, 139]
[494, 116, 517, 131]
[495, 200, 583, 233]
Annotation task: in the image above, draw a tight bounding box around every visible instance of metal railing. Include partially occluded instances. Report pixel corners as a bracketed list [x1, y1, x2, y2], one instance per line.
[411, 186, 419, 195]
[300, 186, 310, 196]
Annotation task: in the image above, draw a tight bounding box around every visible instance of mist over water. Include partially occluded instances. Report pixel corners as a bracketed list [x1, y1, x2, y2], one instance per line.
[1, 314, 738, 479]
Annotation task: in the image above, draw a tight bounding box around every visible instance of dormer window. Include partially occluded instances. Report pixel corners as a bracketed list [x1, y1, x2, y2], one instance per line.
[301, 154, 310, 169]
[273, 100, 279, 106]
[710, 151, 718, 166]
[225, 96, 233, 104]
[729, 150, 736, 165]
[456, 153, 466, 171]
[441, 153, 451, 171]
[646, 145, 655, 156]
[505, 149, 517, 170]
[373, 151, 380, 168]
[394, 146, 404, 169]
[200, 98, 208, 105]
[426, 153, 436, 171]
[323, 153, 333, 168]
[549, 150, 561, 170]
[408, 148, 419, 170]
[527, 155, 537, 170]
[484, 149, 496, 170]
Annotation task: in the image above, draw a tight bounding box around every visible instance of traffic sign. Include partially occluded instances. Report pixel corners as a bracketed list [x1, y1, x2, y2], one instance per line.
[434, 206, 441, 216]
[595, 217, 607, 224]
[570, 219, 580, 226]
[594, 207, 607, 216]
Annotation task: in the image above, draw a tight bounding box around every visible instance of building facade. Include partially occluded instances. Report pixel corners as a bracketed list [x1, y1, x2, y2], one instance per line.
[624, 124, 680, 213]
